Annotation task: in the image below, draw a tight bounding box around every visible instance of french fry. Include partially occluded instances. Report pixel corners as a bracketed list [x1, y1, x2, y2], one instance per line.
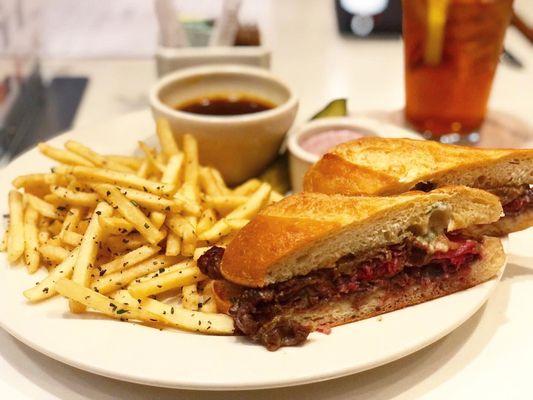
[7, 190, 25, 263]
[42, 193, 67, 207]
[199, 167, 222, 196]
[196, 220, 233, 242]
[269, 190, 284, 203]
[65, 140, 134, 173]
[156, 152, 166, 166]
[38, 230, 50, 244]
[225, 218, 249, 230]
[61, 230, 83, 247]
[47, 220, 63, 236]
[128, 265, 205, 298]
[105, 155, 143, 170]
[53, 165, 175, 195]
[38, 244, 70, 264]
[25, 193, 60, 219]
[113, 290, 234, 334]
[74, 218, 90, 234]
[12, 174, 48, 189]
[138, 141, 165, 172]
[193, 246, 211, 261]
[203, 194, 248, 215]
[99, 216, 135, 236]
[92, 184, 165, 245]
[98, 245, 160, 275]
[182, 134, 199, 193]
[165, 232, 181, 256]
[66, 178, 92, 192]
[50, 185, 98, 208]
[182, 283, 200, 310]
[12, 173, 68, 190]
[136, 159, 150, 178]
[105, 233, 147, 253]
[161, 153, 183, 185]
[133, 260, 191, 283]
[24, 248, 79, 302]
[38, 143, 95, 167]
[209, 168, 231, 195]
[56, 278, 163, 322]
[92, 255, 179, 294]
[182, 216, 197, 257]
[198, 183, 271, 241]
[166, 215, 197, 256]
[121, 290, 235, 335]
[196, 208, 217, 234]
[59, 207, 83, 239]
[199, 282, 218, 313]
[232, 178, 261, 196]
[24, 185, 51, 198]
[149, 211, 166, 230]
[156, 118, 180, 158]
[113, 186, 200, 216]
[69, 202, 113, 313]
[23, 206, 40, 272]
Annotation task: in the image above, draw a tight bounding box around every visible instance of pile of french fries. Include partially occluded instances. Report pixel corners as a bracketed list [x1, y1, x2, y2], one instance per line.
[1, 118, 282, 335]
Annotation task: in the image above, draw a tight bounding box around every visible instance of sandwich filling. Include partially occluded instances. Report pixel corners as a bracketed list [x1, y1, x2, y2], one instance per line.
[415, 182, 533, 219]
[198, 233, 483, 351]
[487, 184, 532, 217]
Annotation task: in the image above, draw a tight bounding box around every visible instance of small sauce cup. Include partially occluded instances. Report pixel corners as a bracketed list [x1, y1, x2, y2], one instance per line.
[287, 117, 422, 192]
[150, 64, 298, 185]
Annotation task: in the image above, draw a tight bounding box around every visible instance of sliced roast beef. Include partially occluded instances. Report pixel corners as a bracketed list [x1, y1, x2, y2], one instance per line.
[488, 184, 532, 217]
[220, 233, 482, 350]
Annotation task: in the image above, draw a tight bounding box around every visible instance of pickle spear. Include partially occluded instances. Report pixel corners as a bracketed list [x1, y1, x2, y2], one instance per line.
[310, 98, 347, 120]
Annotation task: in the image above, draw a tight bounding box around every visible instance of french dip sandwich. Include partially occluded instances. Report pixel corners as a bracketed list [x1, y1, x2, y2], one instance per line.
[304, 138, 533, 236]
[198, 187, 505, 350]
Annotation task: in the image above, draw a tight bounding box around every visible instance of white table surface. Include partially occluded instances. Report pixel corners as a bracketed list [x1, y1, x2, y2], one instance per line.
[3, 0, 533, 398]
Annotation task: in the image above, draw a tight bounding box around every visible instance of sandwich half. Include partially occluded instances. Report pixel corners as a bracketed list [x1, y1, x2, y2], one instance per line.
[303, 137, 533, 236]
[198, 187, 505, 350]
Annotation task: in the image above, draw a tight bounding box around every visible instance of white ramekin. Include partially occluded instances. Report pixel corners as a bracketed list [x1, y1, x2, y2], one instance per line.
[149, 64, 298, 185]
[287, 117, 423, 192]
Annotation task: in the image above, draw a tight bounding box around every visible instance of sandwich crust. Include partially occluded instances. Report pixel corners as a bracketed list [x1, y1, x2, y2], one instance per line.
[465, 207, 533, 237]
[220, 187, 502, 287]
[303, 137, 533, 196]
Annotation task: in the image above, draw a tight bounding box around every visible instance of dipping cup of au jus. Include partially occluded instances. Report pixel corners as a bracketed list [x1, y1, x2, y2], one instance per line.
[149, 64, 298, 185]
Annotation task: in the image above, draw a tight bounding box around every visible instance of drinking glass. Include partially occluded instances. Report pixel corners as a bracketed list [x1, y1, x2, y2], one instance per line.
[402, 0, 514, 143]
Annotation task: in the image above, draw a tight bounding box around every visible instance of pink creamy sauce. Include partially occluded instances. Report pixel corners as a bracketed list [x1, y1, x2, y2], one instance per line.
[299, 129, 366, 156]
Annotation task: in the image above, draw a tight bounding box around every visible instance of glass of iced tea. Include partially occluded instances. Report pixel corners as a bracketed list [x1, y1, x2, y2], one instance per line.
[402, 0, 514, 143]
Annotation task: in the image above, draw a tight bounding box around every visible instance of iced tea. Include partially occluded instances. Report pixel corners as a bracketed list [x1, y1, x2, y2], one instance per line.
[403, 0, 513, 142]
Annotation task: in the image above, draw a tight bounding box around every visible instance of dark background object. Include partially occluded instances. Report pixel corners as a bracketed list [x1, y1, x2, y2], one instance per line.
[0, 69, 87, 162]
[335, 0, 402, 37]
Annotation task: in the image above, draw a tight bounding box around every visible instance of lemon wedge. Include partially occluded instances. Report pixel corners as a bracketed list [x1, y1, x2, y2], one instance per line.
[424, 0, 450, 66]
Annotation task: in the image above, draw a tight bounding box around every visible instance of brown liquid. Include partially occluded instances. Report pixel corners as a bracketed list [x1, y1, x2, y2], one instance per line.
[177, 95, 275, 116]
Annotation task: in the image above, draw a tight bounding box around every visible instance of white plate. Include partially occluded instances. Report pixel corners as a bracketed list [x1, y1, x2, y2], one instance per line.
[0, 110, 505, 390]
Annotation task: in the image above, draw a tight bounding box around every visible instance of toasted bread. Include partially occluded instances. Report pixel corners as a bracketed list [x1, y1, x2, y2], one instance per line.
[304, 137, 533, 196]
[210, 280, 243, 314]
[303, 137, 533, 235]
[220, 186, 502, 287]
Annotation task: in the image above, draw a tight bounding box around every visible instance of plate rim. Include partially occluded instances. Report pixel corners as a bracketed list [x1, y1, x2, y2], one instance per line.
[0, 110, 508, 390]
